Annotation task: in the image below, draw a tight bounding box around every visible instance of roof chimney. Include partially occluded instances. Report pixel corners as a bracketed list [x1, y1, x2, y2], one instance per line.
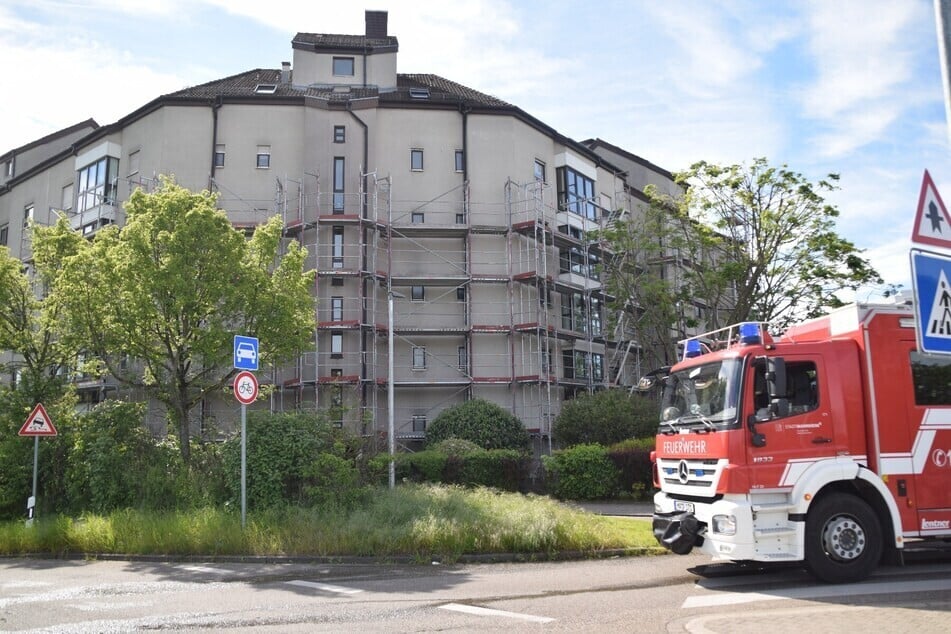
[281, 61, 291, 84]
[365, 10, 388, 39]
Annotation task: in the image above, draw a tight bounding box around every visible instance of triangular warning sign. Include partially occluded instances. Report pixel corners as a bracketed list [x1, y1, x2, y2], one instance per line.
[927, 269, 951, 337]
[18, 403, 57, 437]
[912, 170, 951, 249]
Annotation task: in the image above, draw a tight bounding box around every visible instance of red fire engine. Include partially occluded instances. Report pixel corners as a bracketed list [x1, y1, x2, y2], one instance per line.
[650, 302, 951, 583]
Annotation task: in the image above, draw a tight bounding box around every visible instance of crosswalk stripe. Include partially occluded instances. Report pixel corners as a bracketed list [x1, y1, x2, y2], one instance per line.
[286, 580, 363, 595]
[440, 603, 554, 623]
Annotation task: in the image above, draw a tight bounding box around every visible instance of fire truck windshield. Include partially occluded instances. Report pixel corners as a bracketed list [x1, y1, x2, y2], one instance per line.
[659, 359, 742, 431]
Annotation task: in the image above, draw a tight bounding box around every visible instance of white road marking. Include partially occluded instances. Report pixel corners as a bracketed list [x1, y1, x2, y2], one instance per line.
[285, 580, 363, 595]
[683, 577, 951, 609]
[178, 565, 230, 575]
[439, 602, 555, 623]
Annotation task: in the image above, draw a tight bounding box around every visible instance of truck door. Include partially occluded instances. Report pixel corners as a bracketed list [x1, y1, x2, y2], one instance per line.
[746, 357, 836, 490]
[906, 351, 951, 527]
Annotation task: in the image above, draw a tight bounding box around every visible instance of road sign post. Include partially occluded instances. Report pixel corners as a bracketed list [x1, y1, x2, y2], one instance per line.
[18, 404, 57, 526]
[233, 370, 258, 528]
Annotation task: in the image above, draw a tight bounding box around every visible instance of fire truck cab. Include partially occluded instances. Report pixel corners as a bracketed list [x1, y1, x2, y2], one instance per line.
[651, 303, 951, 583]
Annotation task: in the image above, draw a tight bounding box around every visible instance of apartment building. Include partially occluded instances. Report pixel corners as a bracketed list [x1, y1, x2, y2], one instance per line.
[0, 11, 687, 446]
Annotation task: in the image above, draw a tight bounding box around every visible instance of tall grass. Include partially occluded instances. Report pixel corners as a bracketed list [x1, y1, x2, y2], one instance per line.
[0, 484, 657, 561]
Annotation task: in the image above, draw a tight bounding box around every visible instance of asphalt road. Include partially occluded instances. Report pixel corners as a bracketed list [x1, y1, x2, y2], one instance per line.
[3, 548, 951, 632]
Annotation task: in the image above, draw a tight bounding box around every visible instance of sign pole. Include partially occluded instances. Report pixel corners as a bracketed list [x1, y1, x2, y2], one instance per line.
[28, 436, 38, 525]
[241, 403, 247, 528]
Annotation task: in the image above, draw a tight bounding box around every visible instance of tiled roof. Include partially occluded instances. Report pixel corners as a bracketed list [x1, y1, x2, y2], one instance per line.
[393, 75, 512, 108]
[162, 69, 512, 109]
[292, 33, 399, 53]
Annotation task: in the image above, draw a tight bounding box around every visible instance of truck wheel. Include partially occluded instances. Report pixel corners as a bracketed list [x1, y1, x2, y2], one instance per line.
[805, 493, 882, 583]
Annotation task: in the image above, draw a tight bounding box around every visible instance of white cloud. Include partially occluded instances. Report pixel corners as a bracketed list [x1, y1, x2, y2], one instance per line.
[799, 0, 931, 158]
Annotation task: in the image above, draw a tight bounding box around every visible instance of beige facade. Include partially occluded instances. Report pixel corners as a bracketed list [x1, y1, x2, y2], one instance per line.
[0, 12, 686, 445]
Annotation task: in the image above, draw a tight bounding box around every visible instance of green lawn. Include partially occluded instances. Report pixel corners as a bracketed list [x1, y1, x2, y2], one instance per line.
[0, 485, 659, 562]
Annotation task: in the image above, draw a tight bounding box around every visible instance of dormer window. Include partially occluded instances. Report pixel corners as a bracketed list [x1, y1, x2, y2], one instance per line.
[333, 57, 355, 76]
[254, 84, 277, 94]
[409, 87, 430, 99]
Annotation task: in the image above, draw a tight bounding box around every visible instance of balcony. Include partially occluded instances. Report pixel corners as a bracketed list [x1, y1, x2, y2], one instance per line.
[70, 205, 118, 236]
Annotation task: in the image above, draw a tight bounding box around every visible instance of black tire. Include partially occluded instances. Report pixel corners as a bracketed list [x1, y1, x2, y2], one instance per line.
[805, 493, 882, 583]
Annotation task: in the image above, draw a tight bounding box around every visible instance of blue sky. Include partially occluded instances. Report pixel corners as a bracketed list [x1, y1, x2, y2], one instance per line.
[2, 0, 950, 300]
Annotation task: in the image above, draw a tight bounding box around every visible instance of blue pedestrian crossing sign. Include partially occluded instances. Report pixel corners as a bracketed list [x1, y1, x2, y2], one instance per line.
[911, 250, 951, 355]
[234, 335, 259, 370]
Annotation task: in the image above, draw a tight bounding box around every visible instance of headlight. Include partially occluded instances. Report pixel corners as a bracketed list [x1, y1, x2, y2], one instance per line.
[712, 514, 736, 535]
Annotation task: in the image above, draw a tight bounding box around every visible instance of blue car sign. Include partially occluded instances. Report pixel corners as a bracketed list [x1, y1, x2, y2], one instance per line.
[234, 335, 259, 370]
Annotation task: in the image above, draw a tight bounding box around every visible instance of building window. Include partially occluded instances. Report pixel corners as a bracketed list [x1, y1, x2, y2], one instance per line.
[61, 184, 73, 212]
[334, 126, 346, 143]
[411, 212, 424, 224]
[458, 346, 467, 370]
[256, 146, 270, 169]
[77, 156, 119, 213]
[128, 150, 140, 176]
[456, 213, 465, 224]
[214, 144, 225, 168]
[534, 159, 546, 183]
[333, 157, 345, 212]
[412, 346, 426, 369]
[331, 332, 343, 358]
[23, 204, 34, 227]
[332, 226, 344, 268]
[3, 161, 11, 178]
[456, 286, 465, 301]
[561, 291, 588, 333]
[331, 296, 343, 322]
[557, 166, 597, 220]
[412, 414, 427, 432]
[0, 224, 7, 246]
[331, 276, 344, 287]
[411, 285, 425, 301]
[559, 246, 600, 280]
[333, 57, 355, 76]
[592, 353, 604, 382]
[410, 149, 424, 171]
[562, 350, 575, 379]
[455, 150, 464, 173]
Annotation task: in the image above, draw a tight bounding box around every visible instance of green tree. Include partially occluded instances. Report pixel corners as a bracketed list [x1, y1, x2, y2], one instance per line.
[425, 399, 530, 451]
[0, 245, 72, 405]
[34, 177, 315, 462]
[552, 389, 657, 447]
[600, 158, 882, 364]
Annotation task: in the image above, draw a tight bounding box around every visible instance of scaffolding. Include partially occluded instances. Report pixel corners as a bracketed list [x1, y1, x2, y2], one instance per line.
[266, 166, 640, 450]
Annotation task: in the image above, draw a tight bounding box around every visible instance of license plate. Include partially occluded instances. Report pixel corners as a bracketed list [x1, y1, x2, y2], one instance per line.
[674, 500, 695, 513]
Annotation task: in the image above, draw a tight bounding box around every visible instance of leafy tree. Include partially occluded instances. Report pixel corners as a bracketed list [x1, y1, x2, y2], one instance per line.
[552, 389, 657, 447]
[599, 158, 882, 364]
[33, 177, 315, 462]
[425, 399, 530, 451]
[0, 245, 72, 405]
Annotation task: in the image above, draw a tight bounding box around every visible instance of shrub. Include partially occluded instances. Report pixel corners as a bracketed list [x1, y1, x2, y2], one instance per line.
[552, 389, 658, 447]
[65, 401, 168, 514]
[431, 438, 483, 457]
[606, 438, 656, 499]
[458, 449, 524, 490]
[542, 443, 619, 500]
[221, 411, 357, 509]
[425, 399, 530, 451]
[302, 453, 370, 510]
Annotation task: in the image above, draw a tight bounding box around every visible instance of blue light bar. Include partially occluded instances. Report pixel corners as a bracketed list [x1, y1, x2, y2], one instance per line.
[739, 322, 762, 345]
[684, 339, 702, 358]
